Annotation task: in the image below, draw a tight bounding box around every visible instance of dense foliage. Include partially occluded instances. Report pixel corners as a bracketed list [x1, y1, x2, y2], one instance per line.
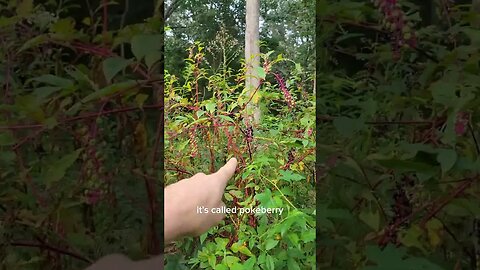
[164, 42, 315, 269]
[318, 0, 480, 269]
[164, 0, 315, 269]
[0, 1, 162, 269]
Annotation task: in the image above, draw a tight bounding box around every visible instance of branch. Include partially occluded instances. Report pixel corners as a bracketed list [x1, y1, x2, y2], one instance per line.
[377, 176, 478, 247]
[419, 177, 477, 227]
[0, 104, 163, 131]
[468, 122, 480, 156]
[165, 0, 184, 21]
[10, 241, 92, 264]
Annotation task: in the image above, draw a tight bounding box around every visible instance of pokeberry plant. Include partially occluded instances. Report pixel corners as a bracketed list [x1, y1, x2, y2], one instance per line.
[164, 43, 316, 269]
[1, 1, 163, 269]
[318, 0, 480, 269]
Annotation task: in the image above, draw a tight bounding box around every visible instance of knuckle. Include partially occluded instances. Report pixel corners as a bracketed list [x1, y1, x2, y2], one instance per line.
[195, 172, 206, 177]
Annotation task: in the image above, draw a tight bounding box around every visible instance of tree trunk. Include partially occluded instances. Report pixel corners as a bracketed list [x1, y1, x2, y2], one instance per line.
[245, 0, 261, 125]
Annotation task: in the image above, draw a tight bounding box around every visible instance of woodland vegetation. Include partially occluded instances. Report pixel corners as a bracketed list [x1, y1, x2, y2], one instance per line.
[318, 0, 480, 269]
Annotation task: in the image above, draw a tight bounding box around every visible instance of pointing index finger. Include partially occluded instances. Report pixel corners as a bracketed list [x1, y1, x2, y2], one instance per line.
[212, 158, 238, 191]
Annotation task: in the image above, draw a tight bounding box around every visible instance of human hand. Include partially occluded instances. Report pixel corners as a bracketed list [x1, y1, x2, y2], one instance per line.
[164, 158, 238, 243]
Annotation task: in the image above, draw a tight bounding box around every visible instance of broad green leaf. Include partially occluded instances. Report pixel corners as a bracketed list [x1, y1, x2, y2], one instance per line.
[215, 265, 228, 270]
[30, 74, 74, 88]
[135, 94, 149, 109]
[279, 170, 305, 182]
[49, 18, 76, 40]
[399, 225, 426, 253]
[43, 149, 82, 186]
[102, 57, 133, 82]
[436, 149, 457, 175]
[223, 255, 240, 267]
[243, 257, 256, 268]
[301, 229, 315, 242]
[426, 219, 443, 248]
[265, 255, 275, 270]
[43, 117, 58, 129]
[145, 50, 163, 70]
[218, 115, 234, 122]
[359, 208, 380, 231]
[205, 101, 216, 113]
[255, 66, 266, 79]
[375, 159, 435, 175]
[19, 35, 49, 52]
[430, 80, 458, 107]
[131, 34, 162, 61]
[264, 239, 279, 250]
[287, 257, 301, 270]
[364, 245, 443, 270]
[33, 86, 63, 100]
[199, 232, 208, 244]
[237, 245, 253, 257]
[82, 80, 138, 103]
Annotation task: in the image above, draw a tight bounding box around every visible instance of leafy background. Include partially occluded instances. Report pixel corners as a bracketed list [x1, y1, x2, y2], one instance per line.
[317, 0, 480, 269]
[1, 0, 163, 269]
[164, 0, 316, 269]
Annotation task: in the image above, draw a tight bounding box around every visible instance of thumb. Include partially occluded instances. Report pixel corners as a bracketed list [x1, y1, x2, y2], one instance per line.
[212, 158, 238, 191]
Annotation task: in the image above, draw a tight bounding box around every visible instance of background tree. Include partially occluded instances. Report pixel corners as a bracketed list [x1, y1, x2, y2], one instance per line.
[244, 0, 261, 124]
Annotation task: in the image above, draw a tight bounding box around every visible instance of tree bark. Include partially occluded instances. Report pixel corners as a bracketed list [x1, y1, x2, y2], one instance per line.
[245, 0, 261, 125]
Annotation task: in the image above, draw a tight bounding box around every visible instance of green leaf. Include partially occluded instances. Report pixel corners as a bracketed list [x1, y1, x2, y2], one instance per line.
[399, 225, 426, 253]
[243, 257, 256, 268]
[436, 149, 457, 175]
[145, 50, 163, 70]
[30, 74, 74, 88]
[19, 35, 49, 52]
[237, 245, 253, 257]
[333, 116, 365, 137]
[102, 57, 132, 82]
[230, 242, 240, 253]
[430, 80, 457, 107]
[264, 239, 279, 250]
[131, 34, 162, 61]
[364, 245, 443, 270]
[279, 170, 305, 182]
[135, 94, 149, 109]
[43, 149, 82, 186]
[49, 18, 76, 40]
[200, 232, 208, 244]
[215, 265, 228, 270]
[287, 257, 301, 270]
[205, 101, 216, 113]
[33, 86, 63, 100]
[82, 80, 137, 103]
[231, 243, 253, 257]
[359, 208, 380, 231]
[265, 255, 275, 270]
[223, 256, 240, 267]
[43, 117, 58, 129]
[374, 159, 435, 174]
[255, 66, 266, 79]
[301, 229, 315, 242]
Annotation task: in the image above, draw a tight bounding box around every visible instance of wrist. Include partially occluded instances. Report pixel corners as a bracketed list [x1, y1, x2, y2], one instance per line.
[164, 185, 189, 242]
